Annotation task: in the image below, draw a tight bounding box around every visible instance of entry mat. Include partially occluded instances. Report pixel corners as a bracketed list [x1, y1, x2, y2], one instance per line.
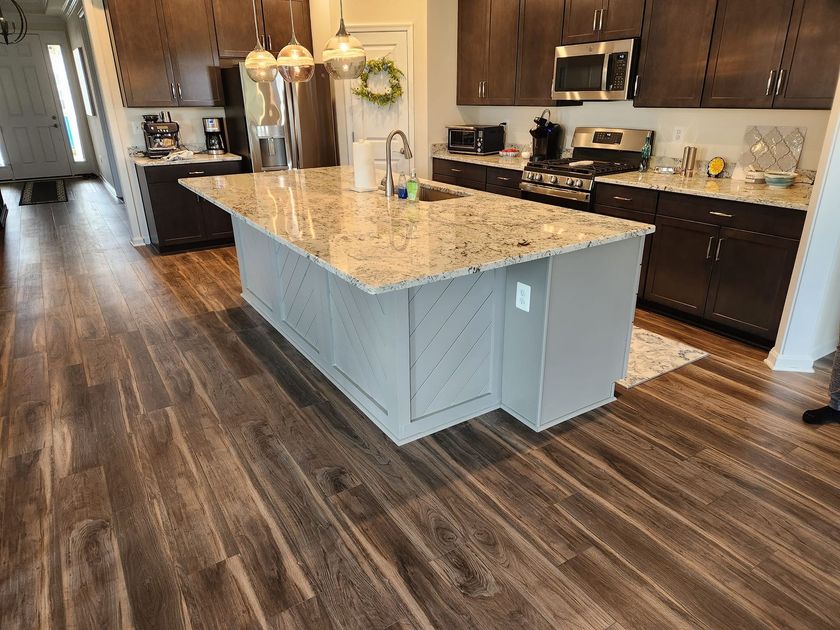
[618, 326, 708, 389]
[19, 179, 68, 206]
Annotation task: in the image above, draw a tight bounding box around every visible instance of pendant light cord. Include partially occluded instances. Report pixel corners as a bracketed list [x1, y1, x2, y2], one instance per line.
[287, 0, 297, 43]
[251, 0, 261, 47]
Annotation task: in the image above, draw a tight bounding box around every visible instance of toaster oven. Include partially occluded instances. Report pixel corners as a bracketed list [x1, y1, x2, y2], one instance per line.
[447, 124, 505, 155]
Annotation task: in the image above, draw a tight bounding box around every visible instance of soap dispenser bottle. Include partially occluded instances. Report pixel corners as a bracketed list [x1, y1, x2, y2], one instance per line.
[397, 172, 408, 199]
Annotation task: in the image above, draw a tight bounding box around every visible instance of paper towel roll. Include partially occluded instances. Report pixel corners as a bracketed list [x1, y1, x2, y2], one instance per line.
[352, 140, 378, 191]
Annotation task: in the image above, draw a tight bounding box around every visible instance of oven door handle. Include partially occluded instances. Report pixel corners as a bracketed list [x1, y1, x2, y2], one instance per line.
[520, 182, 591, 203]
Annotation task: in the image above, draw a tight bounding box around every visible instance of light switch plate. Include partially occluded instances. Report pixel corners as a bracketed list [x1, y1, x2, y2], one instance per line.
[515, 282, 531, 312]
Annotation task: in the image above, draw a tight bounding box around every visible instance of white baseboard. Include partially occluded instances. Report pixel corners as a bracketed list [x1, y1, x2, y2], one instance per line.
[765, 348, 815, 373]
[103, 179, 118, 200]
[130, 236, 147, 247]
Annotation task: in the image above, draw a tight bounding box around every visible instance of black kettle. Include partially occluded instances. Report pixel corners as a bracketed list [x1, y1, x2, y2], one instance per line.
[530, 109, 562, 162]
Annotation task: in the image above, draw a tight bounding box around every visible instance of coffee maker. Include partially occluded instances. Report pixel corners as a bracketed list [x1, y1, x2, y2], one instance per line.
[203, 117, 226, 155]
[529, 109, 562, 162]
[142, 112, 180, 159]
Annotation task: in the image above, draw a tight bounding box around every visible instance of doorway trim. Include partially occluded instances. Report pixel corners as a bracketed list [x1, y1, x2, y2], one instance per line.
[335, 23, 415, 167]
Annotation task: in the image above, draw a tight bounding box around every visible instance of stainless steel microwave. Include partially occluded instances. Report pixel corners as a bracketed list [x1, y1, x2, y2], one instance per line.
[552, 38, 638, 101]
[446, 124, 506, 155]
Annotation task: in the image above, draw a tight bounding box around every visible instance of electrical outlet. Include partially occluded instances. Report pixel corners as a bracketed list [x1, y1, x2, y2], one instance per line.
[673, 126, 686, 143]
[515, 282, 531, 312]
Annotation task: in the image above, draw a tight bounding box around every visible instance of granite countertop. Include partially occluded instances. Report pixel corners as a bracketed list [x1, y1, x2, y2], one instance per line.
[180, 165, 654, 294]
[132, 152, 243, 167]
[431, 146, 528, 172]
[596, 171, 812, 212]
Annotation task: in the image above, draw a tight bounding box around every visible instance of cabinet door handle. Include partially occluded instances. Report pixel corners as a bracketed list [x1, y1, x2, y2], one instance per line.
[188, 170, 206, 175]
[634, 75, 639, 96]
[613, 196, 632, 202]
[170, 83, 177, 100]
[709, 211, 734, 218]
[177, 83, 182, 99]
[706, 236, 715, 260]
[598, 8, 605, 30]
[483, 81, 487, 98]
[765, 69, 777, 96]
[593, 8, 599, 31]
[478, 82, 482, 99]
[775, 68, 786, 96]
[266, 34, 272, 50]
[450, 168, 462, 173]
[715, 238, 725, 261]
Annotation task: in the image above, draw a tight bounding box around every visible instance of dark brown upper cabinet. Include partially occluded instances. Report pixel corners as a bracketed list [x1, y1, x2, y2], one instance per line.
[213, 0, 312, 59]
[774, 0, 840, 109]
[107, 0, 221, 107]
[562, 0, 644, 44]
[516, 0, 565, 105]
[634, 0, 717, 108]
[702, 0, 795, 108]
[457, 0, 521, 105]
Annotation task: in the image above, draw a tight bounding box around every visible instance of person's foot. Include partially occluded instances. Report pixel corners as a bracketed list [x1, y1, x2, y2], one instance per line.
[802, 406, 840, 424]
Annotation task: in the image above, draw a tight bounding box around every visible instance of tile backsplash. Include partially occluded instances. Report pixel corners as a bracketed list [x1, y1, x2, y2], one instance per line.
[740, 126, 806, 172]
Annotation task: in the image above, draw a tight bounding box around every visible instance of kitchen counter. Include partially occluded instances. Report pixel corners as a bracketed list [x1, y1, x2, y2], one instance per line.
[180, 165, 649, 444]
[131, 152, 243, 167]
[596, 171, 812, 212]
[180, 166, 653, 294]
[432, 145, 528, 172]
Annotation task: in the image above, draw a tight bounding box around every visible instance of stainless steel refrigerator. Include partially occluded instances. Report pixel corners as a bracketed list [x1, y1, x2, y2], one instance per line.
[222, 63, 339, 172]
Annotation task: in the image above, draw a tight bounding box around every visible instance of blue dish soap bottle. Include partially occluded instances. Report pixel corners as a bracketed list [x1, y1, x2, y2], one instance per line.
[397, 172, 408, 199]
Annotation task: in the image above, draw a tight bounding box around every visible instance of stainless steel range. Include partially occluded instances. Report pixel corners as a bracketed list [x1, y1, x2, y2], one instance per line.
[520, 127, 654, 211]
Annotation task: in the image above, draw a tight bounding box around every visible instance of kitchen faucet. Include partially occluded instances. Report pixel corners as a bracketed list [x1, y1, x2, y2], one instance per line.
[384, 129, 413, 197]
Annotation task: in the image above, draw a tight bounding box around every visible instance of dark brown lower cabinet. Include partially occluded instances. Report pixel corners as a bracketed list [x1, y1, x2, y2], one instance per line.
[644, 216, 719, 316]
[136, 160, 243, 254]
[704, 228, 799, 339]
[432, 158, 522, 196]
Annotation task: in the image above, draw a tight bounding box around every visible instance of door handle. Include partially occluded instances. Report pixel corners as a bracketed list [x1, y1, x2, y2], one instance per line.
[598, 8, 605, 30]
[450, 168, 462, 173]
[715, 238, 725, 261]
[187, 171, 206, 175]
[266, 34, 272, 50]
[765, 70, 777, 96]
[52, 123, 59, 128]
[709, 211, 734, 218]
[634, 75, 639, 96]
[593, 8, 599, 31]
[613, 196, 632, 202]
[775, 68, 786, 96]
[478, 81, 482, 99]
[706, 236, 715, 260]
[170, 83, 177, 100]
[497, 176, 511, 181]
[177, 83, 182, 99]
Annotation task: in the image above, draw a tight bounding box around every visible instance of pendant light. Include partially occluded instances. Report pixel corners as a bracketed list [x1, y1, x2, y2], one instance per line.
[244, 0, 278, 82]
[0, 0, 28, 45]
[276, 0, 314, 83]
[322, 0, 366, 80]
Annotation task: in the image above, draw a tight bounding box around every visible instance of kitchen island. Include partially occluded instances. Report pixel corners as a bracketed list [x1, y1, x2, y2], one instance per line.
[180, 166, 654, 444]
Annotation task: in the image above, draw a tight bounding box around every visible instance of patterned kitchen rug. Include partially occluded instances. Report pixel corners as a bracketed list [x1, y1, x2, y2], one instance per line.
[19, 179, 68, 206]
[618, 326, 708, 389]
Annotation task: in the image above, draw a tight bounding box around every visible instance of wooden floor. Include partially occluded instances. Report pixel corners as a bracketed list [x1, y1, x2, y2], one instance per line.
[2, 179, 840, 629]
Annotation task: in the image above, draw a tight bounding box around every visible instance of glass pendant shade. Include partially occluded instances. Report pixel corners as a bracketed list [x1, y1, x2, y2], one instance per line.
[322, 0, 365, 80]
[245, 44, 278, 82]
[277, 41, 314, 83]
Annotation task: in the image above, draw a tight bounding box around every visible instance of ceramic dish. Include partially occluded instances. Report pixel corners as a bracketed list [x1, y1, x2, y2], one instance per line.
[764, 170, 797, 188]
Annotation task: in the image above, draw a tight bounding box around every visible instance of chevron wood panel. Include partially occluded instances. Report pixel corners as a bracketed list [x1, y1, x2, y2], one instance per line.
[409, 272, 496, 419]
[276, 248, 326, 354]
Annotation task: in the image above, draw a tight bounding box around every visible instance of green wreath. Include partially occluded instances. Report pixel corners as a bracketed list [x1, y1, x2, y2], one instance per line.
[351, 58, 404, 106]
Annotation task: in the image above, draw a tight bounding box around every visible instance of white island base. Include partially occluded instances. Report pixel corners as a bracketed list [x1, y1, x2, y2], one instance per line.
[233, 217, 644, 445]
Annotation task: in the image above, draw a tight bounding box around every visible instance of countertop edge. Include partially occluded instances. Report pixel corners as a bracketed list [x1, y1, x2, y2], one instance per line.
[431, 150, 527, 172]
[132, 153, 243, 167]
[180, 177, 655, 295]
[595, 174, 810, 212]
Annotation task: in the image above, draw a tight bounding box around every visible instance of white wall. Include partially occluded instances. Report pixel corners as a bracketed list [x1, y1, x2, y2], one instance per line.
[769, 75, 840, 371]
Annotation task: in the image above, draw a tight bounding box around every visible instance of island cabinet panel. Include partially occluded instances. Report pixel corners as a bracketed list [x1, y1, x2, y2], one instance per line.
[702, 0, 795, 108]
[774, 0, 840, 109]
[643, 216, 718, 316]
[633, 0, 717, 108]
[562, 0, 644, 44]
[704, 228, 799, 339]
[516, 0, 564, 106]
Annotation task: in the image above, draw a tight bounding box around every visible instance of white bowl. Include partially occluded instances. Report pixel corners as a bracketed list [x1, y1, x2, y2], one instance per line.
[764, 171, 796, 188]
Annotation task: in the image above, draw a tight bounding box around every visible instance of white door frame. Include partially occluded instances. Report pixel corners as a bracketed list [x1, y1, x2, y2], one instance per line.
[335, 23, 415, 167]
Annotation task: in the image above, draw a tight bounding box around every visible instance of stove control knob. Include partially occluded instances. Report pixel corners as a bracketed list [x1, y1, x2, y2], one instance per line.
[548, 175, 558, 184]
[574, 179, 584, 188]
[533, 173, 543, 182]
[525, 172, 534, 180]
[565, 177, 574, 186]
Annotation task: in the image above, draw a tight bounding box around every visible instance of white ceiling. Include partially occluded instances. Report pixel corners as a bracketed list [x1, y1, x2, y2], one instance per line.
[13, 0, 66, 17]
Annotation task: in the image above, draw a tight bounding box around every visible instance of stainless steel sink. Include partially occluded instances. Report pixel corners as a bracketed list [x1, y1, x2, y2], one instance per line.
[418, 185, 468, 202]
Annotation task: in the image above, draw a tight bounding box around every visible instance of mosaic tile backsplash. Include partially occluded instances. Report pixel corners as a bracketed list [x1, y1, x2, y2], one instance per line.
[740, 126, 806, 172]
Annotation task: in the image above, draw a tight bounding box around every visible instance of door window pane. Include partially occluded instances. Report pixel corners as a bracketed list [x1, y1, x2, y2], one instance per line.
[72, 47, 95, 117]
[47, 44, 85, 162]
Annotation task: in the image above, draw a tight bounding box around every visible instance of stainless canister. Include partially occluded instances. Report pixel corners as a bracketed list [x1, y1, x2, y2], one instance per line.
[682, 146, 698, 177]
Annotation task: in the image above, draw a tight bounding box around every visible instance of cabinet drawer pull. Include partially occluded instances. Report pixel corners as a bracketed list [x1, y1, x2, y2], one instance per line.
[715, 238, 725, 261]
[450, 168, 462, 173]
[766, 69, 777, 96]
[709, 211, 734, 218]
[188, 171, 206, 175]
[613, 196, 632, 202]
[706, 236, 715, 260]
[496, 176, 511, 181]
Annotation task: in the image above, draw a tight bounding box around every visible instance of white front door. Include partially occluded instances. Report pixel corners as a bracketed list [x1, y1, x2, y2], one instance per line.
[341, 27, 414, 176]
[0, 34, 73, 180]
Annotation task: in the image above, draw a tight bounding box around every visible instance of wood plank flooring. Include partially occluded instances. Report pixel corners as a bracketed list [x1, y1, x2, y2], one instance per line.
[1, 178, 839, 629]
